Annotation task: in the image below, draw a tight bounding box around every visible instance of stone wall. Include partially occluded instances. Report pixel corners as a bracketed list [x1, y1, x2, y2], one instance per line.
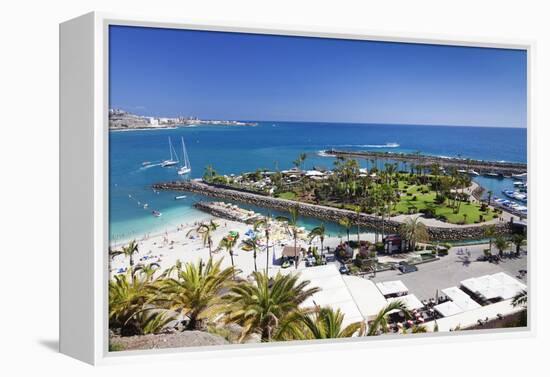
[154, 180, 513, 241]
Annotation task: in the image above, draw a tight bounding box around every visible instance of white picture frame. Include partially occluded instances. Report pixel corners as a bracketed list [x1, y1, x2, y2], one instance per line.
[60, 11, 534, 365]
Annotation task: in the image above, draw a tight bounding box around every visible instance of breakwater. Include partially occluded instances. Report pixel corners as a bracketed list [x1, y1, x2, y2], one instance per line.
[153, 180, 513, 241]
[323, 150, 527, 176]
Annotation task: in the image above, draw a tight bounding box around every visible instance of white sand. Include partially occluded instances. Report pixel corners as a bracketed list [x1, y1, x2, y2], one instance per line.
[109, 216, 377, 279]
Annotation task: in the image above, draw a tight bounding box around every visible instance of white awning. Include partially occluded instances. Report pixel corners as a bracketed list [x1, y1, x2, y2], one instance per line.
[441, 287, 481, 311]
[376, 280, 409, 297]
[460, 273, 526, 301]
[424, 299, 523, 332]
[343, 275, 388, 321]
[290, 264, 365, 327]
[305, 170, 325, 176]
[387, 294, 424, 311]
[434, 301, 464, 317]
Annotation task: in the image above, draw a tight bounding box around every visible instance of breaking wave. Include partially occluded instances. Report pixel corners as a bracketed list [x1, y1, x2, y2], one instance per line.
[337, 142, 400, 148]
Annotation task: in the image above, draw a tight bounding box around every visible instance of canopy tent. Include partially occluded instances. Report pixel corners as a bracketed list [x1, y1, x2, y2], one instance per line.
[460, 273, 526, 301]
[441, 287, 482, 311]
[305, 170, 325, 177]
[434, 301, 464, 317]
[387, 294, 424, 311]
[376, 280, 409, 297]
[343, 275, 388, 321]
[424, 299, 523, 332]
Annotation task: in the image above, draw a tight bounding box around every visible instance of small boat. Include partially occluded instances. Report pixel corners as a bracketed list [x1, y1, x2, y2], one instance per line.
[512, 172, 528, 180]
[152, 210, 162, 217]
[143, 203, 148, 209]
[177, 136, 192, 175]
[161, 137, 179, 167]
[468, 169, 479, 176]
[502, 190, 527, 203]
[175, 195, 187, 200]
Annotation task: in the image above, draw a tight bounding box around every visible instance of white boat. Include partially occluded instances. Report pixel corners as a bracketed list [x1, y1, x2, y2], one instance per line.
[177, 136, 192, 175]
[152, 210, 162, 217]
[502, 190, 527, 203]
[512, 172, 528, 180]
[468, 169, 479, 176]
[175, 195, 187, 200]
[161, 137, 179, 167]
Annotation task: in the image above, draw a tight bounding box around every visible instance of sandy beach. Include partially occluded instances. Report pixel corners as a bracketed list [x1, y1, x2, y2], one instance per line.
[109, 215, 377, 279]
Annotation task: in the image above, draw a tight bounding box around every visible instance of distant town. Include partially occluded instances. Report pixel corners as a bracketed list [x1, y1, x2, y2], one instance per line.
[109, 108, 257, 130]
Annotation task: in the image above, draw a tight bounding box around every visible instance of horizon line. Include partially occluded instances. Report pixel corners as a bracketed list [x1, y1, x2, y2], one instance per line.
[109, 107, 526, 129]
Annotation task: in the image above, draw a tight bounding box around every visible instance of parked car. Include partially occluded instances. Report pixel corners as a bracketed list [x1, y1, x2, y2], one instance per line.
[398, 263, 418, 274]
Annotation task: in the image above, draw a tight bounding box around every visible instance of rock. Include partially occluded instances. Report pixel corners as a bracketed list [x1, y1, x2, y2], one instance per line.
[154, 180, 513, 241]
[110, 331, 229, 351]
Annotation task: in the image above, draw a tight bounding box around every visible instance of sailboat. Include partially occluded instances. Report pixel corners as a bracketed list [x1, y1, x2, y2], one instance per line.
[161, 137, 179, 167]
[177, 136, 192, 175]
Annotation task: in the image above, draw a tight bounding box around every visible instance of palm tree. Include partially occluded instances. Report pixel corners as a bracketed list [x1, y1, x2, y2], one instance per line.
[242, 236, 260, 272]
[512, 290, 527, 308]
[367, 300, 410, 336]
[109, 269, 156, 335]
[110, 240, 139, 267]
[354, 207, 362, 244]
[222, 271, 321, 342]
[186, 220, 219, 258]
[277, 307, 365, 340]
[299, 152, 307, 170]
[399, 217, 429, 251]
[339, 217, 351, 243]
[219, 233, 240, 276]
[133, 262, 161, 281]
[494, 235, 509, 258]
[511, 233, 526, 257]
[159, 258, 235, 330]
[277, 206, 300, 269]
[203, 164, 217, 181]
[484, 225, 497, 254]
[308, 223, 326, 256]
[487, 190, 493, 205]
[254, 217, 272, 274]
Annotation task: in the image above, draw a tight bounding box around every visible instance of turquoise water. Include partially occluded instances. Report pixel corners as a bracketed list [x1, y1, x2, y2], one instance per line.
[109, 122, 527, 243]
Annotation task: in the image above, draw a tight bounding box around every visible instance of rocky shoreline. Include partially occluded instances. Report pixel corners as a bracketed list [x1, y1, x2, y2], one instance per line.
[153, 180, 513, 241]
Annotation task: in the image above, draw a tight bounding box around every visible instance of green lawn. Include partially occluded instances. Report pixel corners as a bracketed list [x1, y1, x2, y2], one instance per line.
[276, 191, 297, 200]
[392, 183, 497, 224]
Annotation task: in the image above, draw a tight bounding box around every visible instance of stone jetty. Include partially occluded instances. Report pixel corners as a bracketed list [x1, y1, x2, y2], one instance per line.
[153, 179, 513, 241]
[323, 150, 527, 176]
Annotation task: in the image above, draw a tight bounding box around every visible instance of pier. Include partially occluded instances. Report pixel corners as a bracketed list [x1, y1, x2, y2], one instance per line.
[323, 150, 527, 176]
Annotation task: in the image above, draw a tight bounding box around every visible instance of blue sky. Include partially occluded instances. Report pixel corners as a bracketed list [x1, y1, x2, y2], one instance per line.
[109, 26, 527, 128]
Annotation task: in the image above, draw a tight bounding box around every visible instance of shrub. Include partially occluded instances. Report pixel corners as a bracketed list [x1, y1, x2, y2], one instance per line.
[109, 342, 125, 352]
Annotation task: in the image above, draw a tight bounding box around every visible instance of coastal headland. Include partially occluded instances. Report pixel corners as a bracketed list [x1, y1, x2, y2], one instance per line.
[153, 179, 513, 241]
[109, 108, 257, 130]
[324, 149, 527, 176]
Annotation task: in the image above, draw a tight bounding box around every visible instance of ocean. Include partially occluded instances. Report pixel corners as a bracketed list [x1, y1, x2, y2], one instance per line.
[109, 122, 527, 244]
